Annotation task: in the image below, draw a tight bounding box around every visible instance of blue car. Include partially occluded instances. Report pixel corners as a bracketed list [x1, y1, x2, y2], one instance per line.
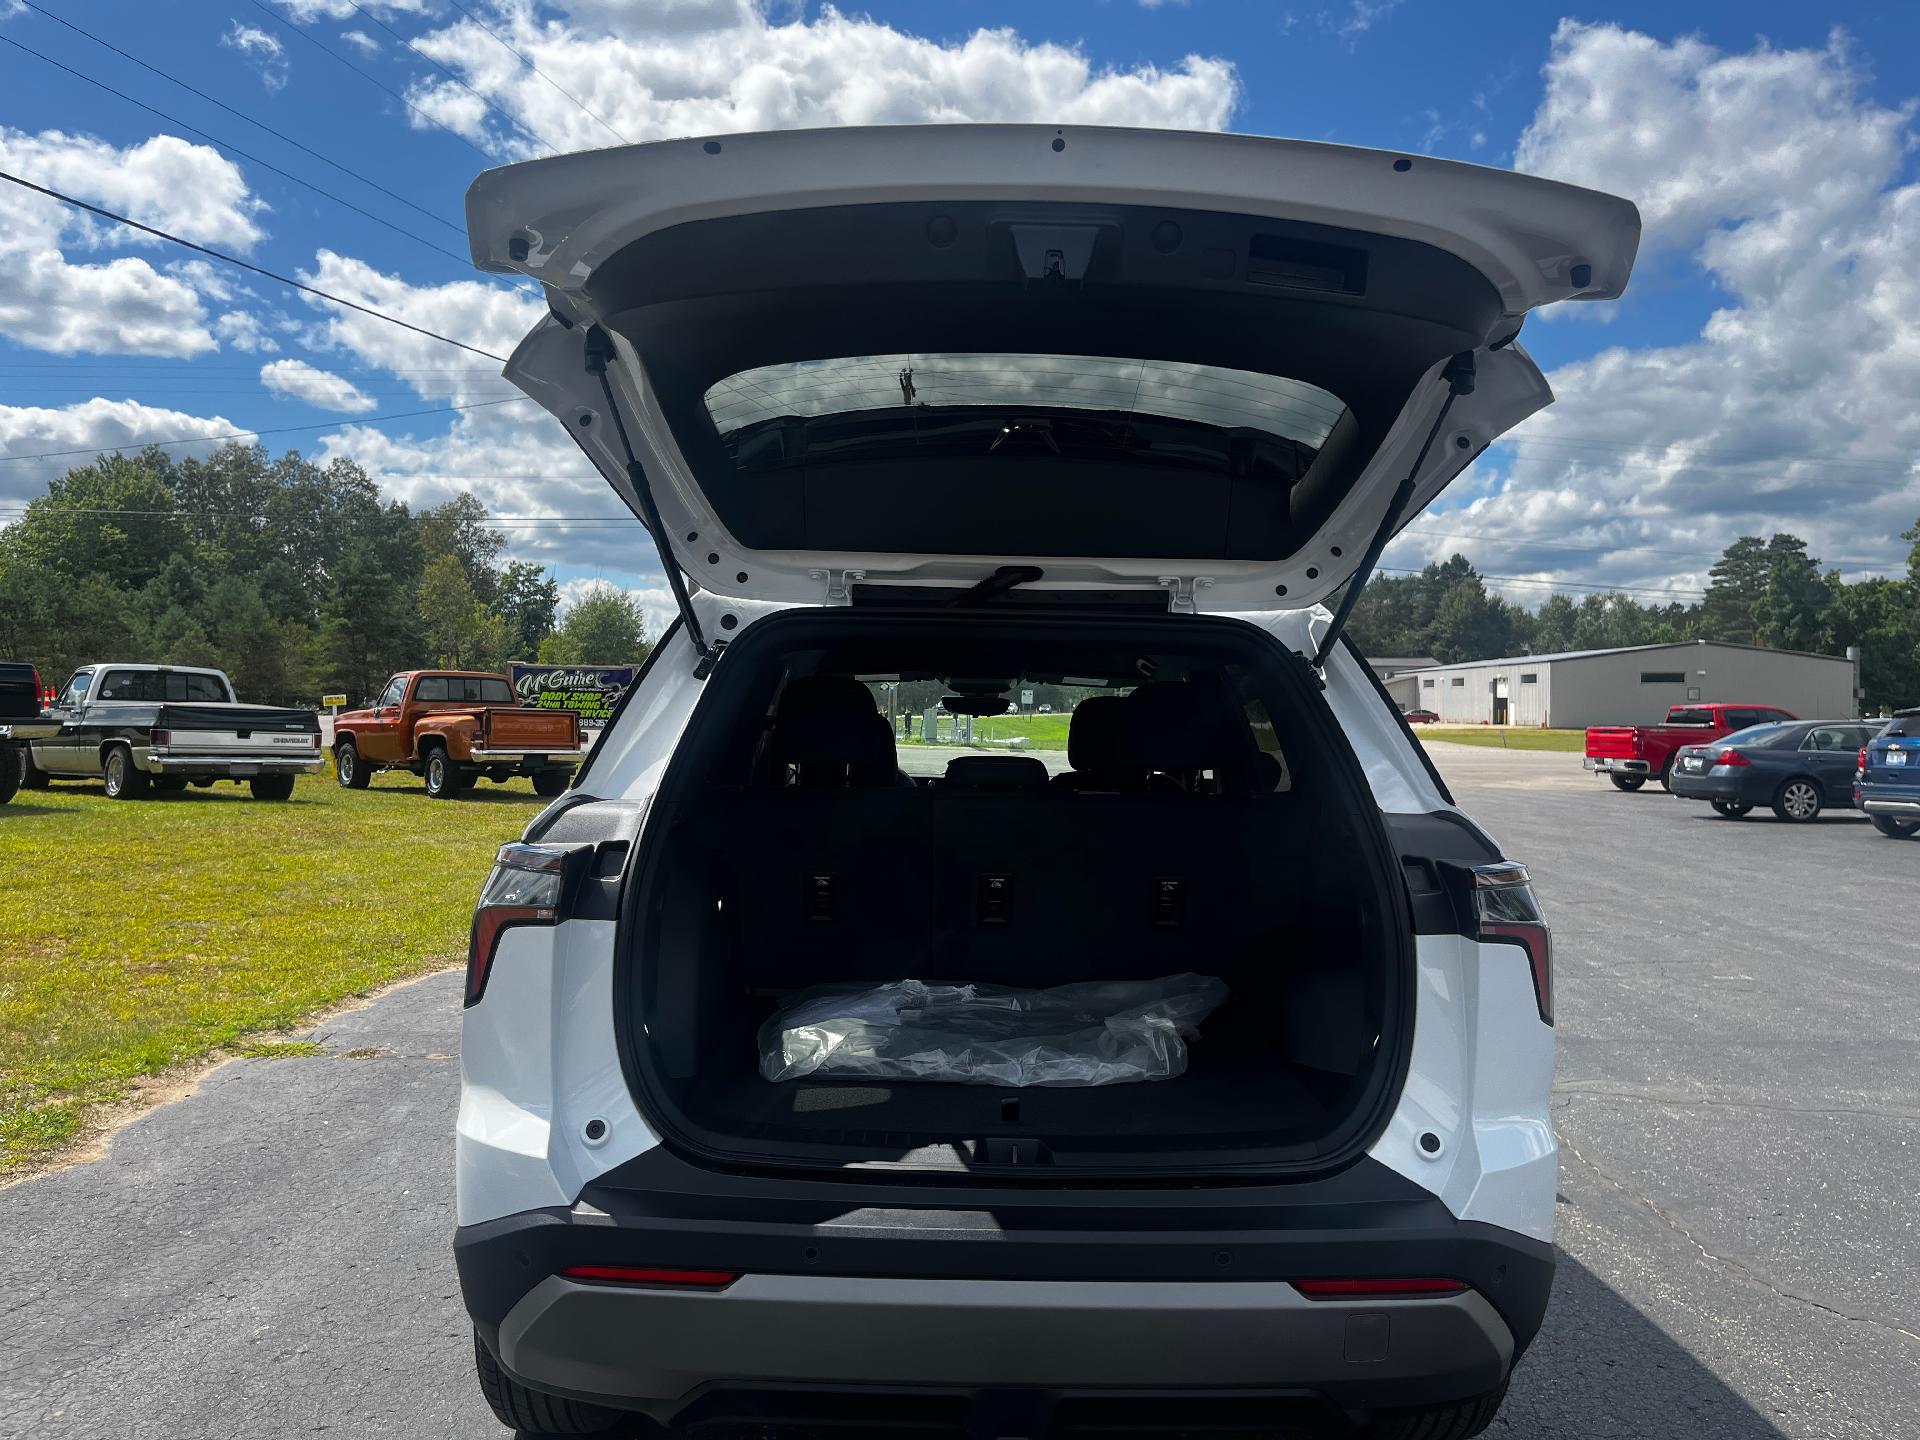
[1858, 709, 1920, 838]
[1669, 719, 1882, 821]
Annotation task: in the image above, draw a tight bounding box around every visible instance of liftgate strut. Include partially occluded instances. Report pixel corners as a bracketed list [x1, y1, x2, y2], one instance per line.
[1311, 351, 1476, 672]
[583, 324, 716, 675]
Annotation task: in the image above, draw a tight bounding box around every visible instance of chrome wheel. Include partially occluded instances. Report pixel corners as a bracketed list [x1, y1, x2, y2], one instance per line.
[1777, 780, 1821, 821]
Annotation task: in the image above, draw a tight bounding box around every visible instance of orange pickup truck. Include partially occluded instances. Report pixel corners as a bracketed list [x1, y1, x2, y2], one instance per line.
[332, 669, 584, 799]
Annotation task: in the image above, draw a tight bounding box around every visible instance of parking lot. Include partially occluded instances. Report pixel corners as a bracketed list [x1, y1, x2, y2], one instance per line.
[1, 742, 1914, 1439]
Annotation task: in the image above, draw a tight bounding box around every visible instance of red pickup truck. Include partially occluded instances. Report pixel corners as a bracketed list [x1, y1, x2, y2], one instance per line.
[1585, 702, 1799, 791]
[333, 669, 585, 799]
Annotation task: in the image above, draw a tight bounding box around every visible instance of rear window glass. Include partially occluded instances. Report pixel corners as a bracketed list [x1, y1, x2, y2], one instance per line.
[417, 675, 513, 703]
[705, 352, 1348, 455]
[95, 670, 230, 703]
[1719, 723, 1798, 749]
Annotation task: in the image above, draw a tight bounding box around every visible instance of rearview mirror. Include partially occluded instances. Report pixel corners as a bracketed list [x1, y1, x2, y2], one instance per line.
[941, 694, 1012, 716]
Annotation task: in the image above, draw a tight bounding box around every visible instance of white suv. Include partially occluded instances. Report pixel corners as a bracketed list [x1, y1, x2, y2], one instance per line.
[454, 125, 1637, 1439]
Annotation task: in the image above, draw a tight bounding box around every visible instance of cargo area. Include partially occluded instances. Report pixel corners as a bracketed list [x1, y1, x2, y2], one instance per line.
[620, 610, 1412, 1177]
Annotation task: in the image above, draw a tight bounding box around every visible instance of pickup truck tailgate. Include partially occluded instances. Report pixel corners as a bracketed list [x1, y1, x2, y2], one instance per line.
[482, 708, 578, 751]
[1584, 726, 1640, 760]
[156, 704, 321, 754]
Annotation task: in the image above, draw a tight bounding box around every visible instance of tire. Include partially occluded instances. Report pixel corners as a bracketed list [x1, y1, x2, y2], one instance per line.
[151, 776, 189, 794]
[1367, 1381, 1509, 1440]
[1608, 773, 1647, 792]
[472, 1330, 630, 1437]
[532, 768, 570, 798]
[335, 742, 370, 790]
[1656, 763, 1674, 792]
[250, 774, 296, 802]
[1771, 777, 1823, 823]
[0, 743, 18, 806]
[1870, 814, 1919, 838]
[1710, 799, 1752, 818]
[102, 746, 148, 800]
[18, 746, 50, 789]
[423, 746, 460, 799]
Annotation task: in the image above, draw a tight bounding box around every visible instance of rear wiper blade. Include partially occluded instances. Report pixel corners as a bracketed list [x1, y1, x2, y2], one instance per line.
[946, 565, 1045, 607]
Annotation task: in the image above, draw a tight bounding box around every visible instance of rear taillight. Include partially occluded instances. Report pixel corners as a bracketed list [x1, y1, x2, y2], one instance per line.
[561, 1265, 740, 1289]
[1295, 1277, 1467, 1299]
[1858, 747, 1869, 772]
[466, 842, 573, 1006]
[148, 727, 171, 746]
[1471, 861, 1552, 1026]
[1717, 748, 1750, 768]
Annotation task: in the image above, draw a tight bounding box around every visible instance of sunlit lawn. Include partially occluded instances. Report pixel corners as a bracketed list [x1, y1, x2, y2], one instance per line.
[1413, 725, 1587, 752]
[0, 769, 544, 1172]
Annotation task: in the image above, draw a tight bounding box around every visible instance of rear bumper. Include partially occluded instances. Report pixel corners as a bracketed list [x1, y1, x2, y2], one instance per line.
[1668, 771, 1743, 801]
[457, 1150, 1553, 1423]
[1861, 794, 1920, 818]
[490, 1272, 1514, 1422]
[141, 750, 323, 775]
[466, 746, 584, 763]
[1584, 756, 1647, 775]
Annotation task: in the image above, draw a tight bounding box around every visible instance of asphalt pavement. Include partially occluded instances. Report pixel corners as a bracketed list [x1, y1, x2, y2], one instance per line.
[2, 743, 1914, 1439]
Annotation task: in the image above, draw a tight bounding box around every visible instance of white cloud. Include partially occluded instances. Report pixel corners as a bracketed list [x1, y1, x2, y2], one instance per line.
[396, 3, 1237, 157]
[1390, 23, 1920, 599]
[0, 128, 269, 358]
[223, 22, 289, 91]
[1325, 0, 1401, 45]
[260, 359, 378, 412]
[0, 399, 238, 502]
[340, 29, 381, 54]
[271, 0, 424, 19]
[214, 311, 278, 353]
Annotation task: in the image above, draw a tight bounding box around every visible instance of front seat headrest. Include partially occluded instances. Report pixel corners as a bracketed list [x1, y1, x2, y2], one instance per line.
[1066, 694, 1130, 772]
[768, 675, 896, 786]
[1123, 682, 1246, 788]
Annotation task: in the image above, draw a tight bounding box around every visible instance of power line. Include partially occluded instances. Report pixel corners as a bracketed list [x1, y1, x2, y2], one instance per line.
[0, 397, 529, 463]
[443, 0, 630, 146]
[347, 1, 561, 157]
[0, 170, 511, 362]
[0, 31, 511, 285]
[18, 2, 468, 240]
[245, 0, 498, 164]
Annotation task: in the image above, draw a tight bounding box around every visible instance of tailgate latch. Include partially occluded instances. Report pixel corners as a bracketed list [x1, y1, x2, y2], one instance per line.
[809, 569, 866, 606]
[1157, 575, 1213, 614]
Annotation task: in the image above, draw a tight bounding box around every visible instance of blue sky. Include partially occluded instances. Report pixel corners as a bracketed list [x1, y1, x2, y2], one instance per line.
[5, 0, 1920, 626]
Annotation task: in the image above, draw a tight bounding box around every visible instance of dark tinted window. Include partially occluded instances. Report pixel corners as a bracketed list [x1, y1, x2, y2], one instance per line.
[453, 676, 514, 703]
[1666, 707, 1714, 726]
[1520, 672, 1538, 683]
[1721, 723, 1799, 749]
[1641, 671, 1686, 684]
[1800, 726, 1859, 752]
[415, 676, 451, 701]
[95, 670, 232, 703]
[1725, 708, 1786, 730]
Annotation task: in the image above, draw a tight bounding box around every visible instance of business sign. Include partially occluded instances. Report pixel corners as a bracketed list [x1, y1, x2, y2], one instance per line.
[320, 693, 348, 709]
[509, 663, 636, 727]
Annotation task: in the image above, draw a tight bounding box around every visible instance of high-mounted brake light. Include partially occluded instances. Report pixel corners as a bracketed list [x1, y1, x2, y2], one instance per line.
[1717, 748, 1750, 768]
[465, 842, 572, 1006]
[561, 1265, 740, 1289]
[1471, 862, 1552, 1026]
[1295, 1277, 1467, 1299]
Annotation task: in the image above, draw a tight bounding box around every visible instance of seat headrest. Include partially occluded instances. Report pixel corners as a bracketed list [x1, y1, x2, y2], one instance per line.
[768, 675, 895, 786]
[1066, 694, 1131, 772]
[1123, 683, 1239, 775]
[943, 754, 1051, 790]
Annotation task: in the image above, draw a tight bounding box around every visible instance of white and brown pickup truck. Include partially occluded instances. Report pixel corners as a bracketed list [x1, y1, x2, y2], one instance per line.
[21, 663, 324, 801]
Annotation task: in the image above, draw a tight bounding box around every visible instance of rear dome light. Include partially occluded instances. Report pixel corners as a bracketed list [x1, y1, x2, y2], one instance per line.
[1295, 1277, 1467, 1299]
[1471, 862, 1552, 1025]
[465, 842, 573, 1006]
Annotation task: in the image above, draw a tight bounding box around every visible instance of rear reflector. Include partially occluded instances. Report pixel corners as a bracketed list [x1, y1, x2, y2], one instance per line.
[1295, 1277, 1467, 1299]
[561, 1265, 740, 1289]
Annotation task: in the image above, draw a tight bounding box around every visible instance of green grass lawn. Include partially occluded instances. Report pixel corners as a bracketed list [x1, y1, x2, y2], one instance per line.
[0, 768, 545, 1173]
[1413, 725, 1587, 752]
[902, 712, 1073, 750]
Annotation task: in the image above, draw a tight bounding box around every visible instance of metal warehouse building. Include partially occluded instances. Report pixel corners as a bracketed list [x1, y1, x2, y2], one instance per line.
[1387, 641, 1857, 729]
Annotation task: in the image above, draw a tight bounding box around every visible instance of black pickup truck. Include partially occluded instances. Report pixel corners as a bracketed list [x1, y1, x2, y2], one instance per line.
[22, 663, 323, 800]
[1, 662, 54, 806]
